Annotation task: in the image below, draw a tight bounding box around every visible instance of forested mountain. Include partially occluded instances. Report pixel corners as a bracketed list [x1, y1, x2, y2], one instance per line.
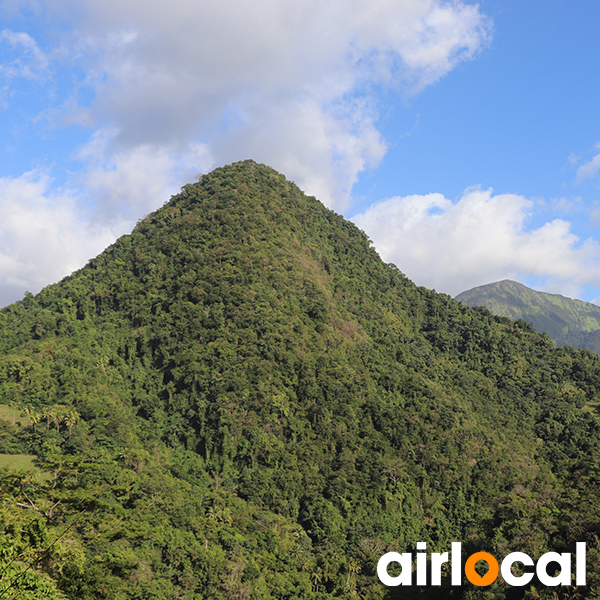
[456, 279, 600, 353]
[1, 160, 600, 599]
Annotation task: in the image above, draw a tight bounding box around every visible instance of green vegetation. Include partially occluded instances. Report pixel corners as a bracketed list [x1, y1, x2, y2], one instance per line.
[456, 279, 600, 353]
[0, 453, 38, 471]
[1, 161, 600, 598]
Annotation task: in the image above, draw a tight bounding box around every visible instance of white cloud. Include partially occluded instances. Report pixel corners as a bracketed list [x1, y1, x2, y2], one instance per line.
[352, 187, 600, 297]
[210, 93, 386, 207]
[44, 0, 491, 208]
[75, 127, 214, 228]
[0, 140, 214, 307]
[0, 170, 116, 306]
[576, 142, 600, 184]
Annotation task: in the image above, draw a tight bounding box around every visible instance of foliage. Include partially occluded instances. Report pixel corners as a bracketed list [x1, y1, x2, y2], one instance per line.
[0, 161, 599, 598]
[456, 279, 600, 353]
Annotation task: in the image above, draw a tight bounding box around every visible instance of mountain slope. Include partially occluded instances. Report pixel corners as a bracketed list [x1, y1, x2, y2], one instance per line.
[1, 161, 600, 599]
[456, 279, 600, 352]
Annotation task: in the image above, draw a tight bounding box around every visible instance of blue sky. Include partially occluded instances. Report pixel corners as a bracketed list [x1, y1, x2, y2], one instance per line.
[1, 0, 600, 306]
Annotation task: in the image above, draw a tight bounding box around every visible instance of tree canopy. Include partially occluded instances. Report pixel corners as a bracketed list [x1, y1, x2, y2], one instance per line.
[1, 160, 600, 599]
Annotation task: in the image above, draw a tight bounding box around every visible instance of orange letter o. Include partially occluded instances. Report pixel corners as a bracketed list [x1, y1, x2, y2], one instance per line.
[465, 552, 499, 587]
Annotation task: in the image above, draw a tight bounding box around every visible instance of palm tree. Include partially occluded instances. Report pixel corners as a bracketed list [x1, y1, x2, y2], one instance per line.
[30, 411, 41, 432]
[52, 407, 63, 431]
[345, 559, 360, 586]
[63, 410, 79, 438]
[22, 405, 38, 431]
[42, 407, 55, 431]
[311, 570, 322, 592]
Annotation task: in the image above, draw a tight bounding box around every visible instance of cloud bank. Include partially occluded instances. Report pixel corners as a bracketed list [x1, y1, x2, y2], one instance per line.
[352, 188, 600, 298]
[61, 0, 490, 206]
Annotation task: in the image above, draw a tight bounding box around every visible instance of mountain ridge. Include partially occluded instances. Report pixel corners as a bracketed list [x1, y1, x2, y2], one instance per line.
[456, 279, 600, 353]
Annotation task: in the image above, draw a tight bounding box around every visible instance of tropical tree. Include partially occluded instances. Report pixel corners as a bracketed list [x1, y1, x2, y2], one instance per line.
[22, 405, 40, 432]
[63, 410, 79, 439]
[51, 407, 63, 431]
[41, 407, 55, 432]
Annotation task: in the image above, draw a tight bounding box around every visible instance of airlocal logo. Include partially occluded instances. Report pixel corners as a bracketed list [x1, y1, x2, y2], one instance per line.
[377, 542, 586, 587]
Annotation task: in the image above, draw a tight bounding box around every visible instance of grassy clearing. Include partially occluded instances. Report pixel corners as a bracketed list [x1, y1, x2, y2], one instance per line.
[0, 454, 51, 481]
[0, 453, 38, 471]
[0, 403, 17, 422]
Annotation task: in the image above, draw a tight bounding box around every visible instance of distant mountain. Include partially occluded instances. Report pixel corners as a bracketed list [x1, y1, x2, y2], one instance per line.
[456, 279, 600, 352]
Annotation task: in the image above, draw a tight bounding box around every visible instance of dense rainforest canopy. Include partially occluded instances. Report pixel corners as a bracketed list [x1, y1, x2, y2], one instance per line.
[1, 160, 600, 599]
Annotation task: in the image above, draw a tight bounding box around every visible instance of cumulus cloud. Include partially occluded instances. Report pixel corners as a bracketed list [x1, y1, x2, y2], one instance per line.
[46, 0, 491, 208]
[352, 188, 600, 297]
[0, 170, 116, 306]
[0, 144, 214, 306]
[75, 128, 214, 228]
